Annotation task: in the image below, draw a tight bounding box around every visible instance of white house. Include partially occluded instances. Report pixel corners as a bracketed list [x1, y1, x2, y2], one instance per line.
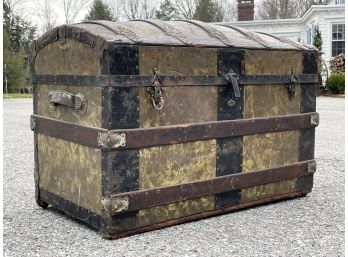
[225, 0, 345, 70]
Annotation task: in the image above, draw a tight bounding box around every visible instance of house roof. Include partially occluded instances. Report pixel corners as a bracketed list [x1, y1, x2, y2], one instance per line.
[224, 5, 345, 26]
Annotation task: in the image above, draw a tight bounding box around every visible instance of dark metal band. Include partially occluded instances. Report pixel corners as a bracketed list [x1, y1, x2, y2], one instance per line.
[31, 112, 319, 150]
[103, 160, 316, 214]
[31, 74, 318, 87]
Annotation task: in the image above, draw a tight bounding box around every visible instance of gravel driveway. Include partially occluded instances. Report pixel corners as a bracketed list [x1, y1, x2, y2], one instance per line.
[3, 97, 344, 257]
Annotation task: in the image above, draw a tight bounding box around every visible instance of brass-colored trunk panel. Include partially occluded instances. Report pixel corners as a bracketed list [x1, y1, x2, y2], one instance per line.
[38, 134, 102, 214]
[242, 131, 299, 172]
[243, 50, 301, 118]
[34, 39, 101, 75]
[139, 86, 217, 127]
[242, 50, 302, 202]
[241, 181, 298, 203]
[139, 46, 217, 127]
[138, 140, 216, 226]
[36, 85, 102, 127]
[138, 46, 217, 225]
[35, 39, 102, 214]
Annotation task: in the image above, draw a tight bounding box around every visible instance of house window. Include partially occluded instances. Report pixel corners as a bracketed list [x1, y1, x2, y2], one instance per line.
[335, 0, 345, 5]
[332, 24, 345, 57]
[306, 23, 316, 45]
[306, 27, 312, 44]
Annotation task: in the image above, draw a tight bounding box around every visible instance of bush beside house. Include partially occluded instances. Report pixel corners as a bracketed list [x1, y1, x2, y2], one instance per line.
[326, 72, 345, 94]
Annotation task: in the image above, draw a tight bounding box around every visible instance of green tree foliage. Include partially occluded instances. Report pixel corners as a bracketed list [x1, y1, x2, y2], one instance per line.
[85, 0, 114, 21]
[313, 25, 322, 51]
[155, 0, 177, 20]
[3, 2, 36, 52]
[3, 2, 35, 93]
[193, 0, 223, 22]
[4, 30, 29, 92]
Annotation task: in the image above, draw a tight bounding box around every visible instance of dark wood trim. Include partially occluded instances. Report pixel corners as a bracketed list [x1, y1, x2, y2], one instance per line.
[31, 114, 105, 148]
[31, 112, 319, 150]
[115, 112, 318, 150]
[107, 160, 314, 214]
[103, 189, 311, 239]
[31, 74, 319, 87]
[40, 189, 102, 230]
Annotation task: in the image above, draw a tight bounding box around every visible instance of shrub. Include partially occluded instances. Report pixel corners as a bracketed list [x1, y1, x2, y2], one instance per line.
[326, 72, 345, 94]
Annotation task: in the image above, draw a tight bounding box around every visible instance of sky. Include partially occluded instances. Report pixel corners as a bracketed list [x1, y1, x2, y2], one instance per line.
[15, 0, 91, 34]
[15, 0, 263, 35]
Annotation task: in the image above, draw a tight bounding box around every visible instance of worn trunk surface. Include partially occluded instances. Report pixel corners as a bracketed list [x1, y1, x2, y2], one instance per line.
[31, 20, 319, 239]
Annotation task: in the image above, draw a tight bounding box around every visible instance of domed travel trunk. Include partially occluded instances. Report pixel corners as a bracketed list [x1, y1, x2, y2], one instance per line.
[30, 19, 319, 239]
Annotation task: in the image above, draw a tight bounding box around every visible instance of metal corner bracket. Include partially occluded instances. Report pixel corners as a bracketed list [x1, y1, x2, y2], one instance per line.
[307, 160, 317, 174]
[97, 132, 126, 149]
[101, 197, 129, 213]
[310, 113, 319, 127]
[30, 116, 36, 131]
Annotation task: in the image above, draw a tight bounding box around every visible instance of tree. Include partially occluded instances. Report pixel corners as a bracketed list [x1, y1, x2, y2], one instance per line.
[34, 0, 57, 32]
[172, 0, 197, 19]
[313, 25, 323, 51]
[85, 0, 114, 21]
[3, 3, 34, 93]
[257, 0, 328, 20]
[257, 0, 298, 19]
[220, 0, 237, 22]
[193, 0, 223, 22]
[4, 0, 28, 18]
[155, 0, 177, 20]
[6, 14, 35, 52]
[104, 0, 123, 21]
[4, 31, 28, 92]
[62, 0, 91, 24]
[122, 0, 157, 20]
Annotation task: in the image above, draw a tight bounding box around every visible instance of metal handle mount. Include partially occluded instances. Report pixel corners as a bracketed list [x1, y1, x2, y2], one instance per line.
[48, 90, 87, 114]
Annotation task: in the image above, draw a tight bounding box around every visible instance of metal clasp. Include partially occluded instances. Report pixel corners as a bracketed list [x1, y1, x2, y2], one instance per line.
[285, 69, 298, 99]
[225, 69, 241, 98]
[147, 67, 164, 110]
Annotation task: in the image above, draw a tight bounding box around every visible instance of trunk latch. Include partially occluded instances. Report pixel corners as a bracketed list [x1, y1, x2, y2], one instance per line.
[225, 69, 241, 98]
[285, 69, 298, 99]
[147, 68, 164, 110]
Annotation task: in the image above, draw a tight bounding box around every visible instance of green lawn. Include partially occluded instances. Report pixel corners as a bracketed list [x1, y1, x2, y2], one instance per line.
[3, 93, 33, 99]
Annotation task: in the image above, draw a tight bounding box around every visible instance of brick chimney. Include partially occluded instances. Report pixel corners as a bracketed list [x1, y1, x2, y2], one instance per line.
[238, 0, 254, 21]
